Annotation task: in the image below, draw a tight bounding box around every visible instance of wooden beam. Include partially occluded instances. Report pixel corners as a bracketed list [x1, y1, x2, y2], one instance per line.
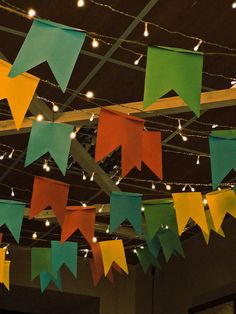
[0, 88, 235, 136]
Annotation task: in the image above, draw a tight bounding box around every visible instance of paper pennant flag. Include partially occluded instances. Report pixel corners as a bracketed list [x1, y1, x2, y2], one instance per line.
[39, 271, 62, 293]
[144, 201, 178, 239]
[136, 247, 159, 273]
[0, 233, 3, 243]
[158, 230, 184, 262]
[0, 249, 10, 290]
[143, 46, 203, 117]
[25, 121, 74, 175]
[202, 210, 225, 244]
[110, 191, 142, 235]
[206, 189, 236, 232]
[99, 240, 128, 276]
[0, 200, 25, 243]
[209, 130, 236, 188]
[29, 176, 69, 225]
[61, 206, 96, 245]
[144, 232, 161, 258]
[95, 108, 163, 178]
[31, 248, 55, 280]
[172, 192, 209, 235]
[9, 18, 86, 92]
[0, 60, 39, 130]
[51, 240, 78, 277]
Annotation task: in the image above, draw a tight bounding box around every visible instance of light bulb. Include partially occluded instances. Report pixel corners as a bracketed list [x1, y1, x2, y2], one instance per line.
[193, 39, 203, 51]
[218, 187, 221, 191]
[182, 184, 187, 192]
[52, 103, 59, 112]
[36, 114, 44, 122]
[43, 160, 47, 170]
[70, 131, 76, 139]
[143, 22, 149, 37]
[106, 226, 109, 234]
[165, 225, 169, 230]
[141, 206, 145, 212]
[232, 2, 236, 8]
[46, 165, 50, 172]
[212, 124, 218, 129]
[90, 172, 95, 181]
[151, 182, 155, 190]
[28, 8, 36, 18]
[196, 155, 200, 165]
[86, 91, 94, 99]
[115, 177, 121, 185]
[190, 186, 195, 192]
[180, 133, 188, 142]
[82, 172, 86, 180]
[133, 249, 137, 253]
[134, 54, 143, 65]
[98, 205, 104, 213]
[92, 236, 97, 243]
[0, 152, 6, 160]
[82, 202, 87, 207]
[166, 184, 172, 191]
[89, 113, 95, 121]
[140, 246, 144, 250]
[203, 198, 207, 205]
[8, 149, 14, 159]
[84, 249, 89, 258]
[6, 248, 9, 255]
[92, 38, 99, 48]
[178, 119, 182, 130]
[32, 232, 37, 239]
[45, 220, 50, 227]
[11, 188, 15, 197]
[77, 0, 85, 7]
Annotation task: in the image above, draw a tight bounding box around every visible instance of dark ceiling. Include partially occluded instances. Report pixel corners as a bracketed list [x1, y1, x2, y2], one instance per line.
[0, 0, 235, 260]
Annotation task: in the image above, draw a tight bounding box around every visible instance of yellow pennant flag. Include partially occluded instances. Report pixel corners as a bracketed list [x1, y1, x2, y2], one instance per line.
[206, 189, 236, 232]
[202, 210, 225, 244]
[0, 248, 10, 290]
[172, 192, 209, 235]
[0, 60, 40, 130]
[99, 240, 128, 276]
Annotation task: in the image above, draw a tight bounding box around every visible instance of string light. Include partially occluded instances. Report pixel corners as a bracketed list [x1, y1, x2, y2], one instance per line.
[36, 114, 44, 122]
[194, 39, 203, 51]
[190, 185, 195, 192]
[82, 202, 87, 207]
[77, 0, 85, 7]
[98, 205, 104, 213]
[182, 184, 187, 191]
[115, 177, 122, 185]
[70, 130, 77, 139]
[86, 91, 94, 99]
[89, 113, 95, 121]
[32, 232, 37, 239]
[134, 54, 143, 65]
[140, 246, 144, 249]
[27, 8, 36, 18]
[143, 22, 149, 37]
[45, 220, 50, 227]
[196, 155, 200, 165]
[165, 184, 172, 191]
[151, 182, 156, 190]
[11, 187, 15, 197]
[92, 38, 99, 48]
[6, 248, 9, 255]
[203, 198, 207, 205]
[232, 2, 236, 8]
[46, 164, 50, 172]
[218, 187, 221, 191]
[90, 172, 95, 181]
[52, 103, 59, 112]
[133, 249, 137, 254]
[212, 124, 218, 129]
[106, 226, 109, 234]
[141, 206, 145, 212]
[8, 149, 14, 159]
[178, 119, 182, 130]
[179, 133, 188, 142]
[0, 152, 6, 160]
[84, 249, 89, 258]
[92, 236, 97, 243]
[82, 172, 87, 180]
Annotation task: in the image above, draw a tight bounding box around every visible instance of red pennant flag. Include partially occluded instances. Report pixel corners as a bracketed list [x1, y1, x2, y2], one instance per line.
[29, 176, 69, 225]
[61, 206, 96, 244]
[95, 108, 162, 178]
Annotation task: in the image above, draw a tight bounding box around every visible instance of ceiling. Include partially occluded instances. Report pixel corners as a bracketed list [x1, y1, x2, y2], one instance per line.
[0, 0, 235, 262]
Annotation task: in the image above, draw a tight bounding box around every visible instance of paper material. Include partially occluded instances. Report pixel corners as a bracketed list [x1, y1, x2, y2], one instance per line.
[202, 210, 225, 244]
[99, 240, 128, 276]
[39, 271, 62, 293]
[0, 60, 39, 130]
[25, 121, 74, 175]
[143, 46, 203, 117]
[209, 130, 236, 188]
[29, 176, 69, 225]
[172, 192, 209, 235]
[206, 189, 236, 232]
[158, 230, 184, 262]
[110, 191, 142, 235]
[61, 206, 96, 245]
[31, 248, 55, 280]
[0, 249, 10, 290]
[9, 18, 86, 92]
[136, 247, 159, 273]
[0, 200, 25, 243]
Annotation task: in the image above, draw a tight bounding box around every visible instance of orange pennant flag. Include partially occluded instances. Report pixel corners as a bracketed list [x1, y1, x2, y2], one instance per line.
[61, 206, 96, 245]
[99, 240, 128, 276]
[172, 192, 209, 235]
[206, 189, 236, 232]
[202, 210, 225, 244]
[0, 60, 39, 130]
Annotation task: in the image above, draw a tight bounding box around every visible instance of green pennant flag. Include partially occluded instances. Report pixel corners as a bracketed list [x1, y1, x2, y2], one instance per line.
[110, 191, 143, 235]
[31, 248, 56, 280]
[144, 232, 161, 258]
[9, 18, 86, 92]
[39, 271, 62, 293]
[136, 247, 159, 273]
[51, 241, 78, 277]
[209, 130, 236, 188]
[143, 46, 203, 117]
[0, 200, 25, 243]
[25, 120, 74, 175]
[158, 230, 184, 262]
[144, 201, 178, 239]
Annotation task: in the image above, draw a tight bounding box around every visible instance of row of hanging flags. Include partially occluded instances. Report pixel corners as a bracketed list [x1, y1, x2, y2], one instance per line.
[0, 175, 235, 291]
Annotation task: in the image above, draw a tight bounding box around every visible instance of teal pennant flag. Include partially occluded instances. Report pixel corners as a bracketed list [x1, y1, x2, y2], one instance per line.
[158, 230, 184, 262]
[143, 46, 203, 117]
[110, 191, 142, 235]
[0, 200, 25, 243]
[144, 232, 161, 258]
[51, 241, 78, 277]
[31, 248, 56, 280]
[209, 129, 236, 188]
[9, 18, 86, 92]
[136, 247, 159, 273]
[25, 120, 74, 175]
[39, 271, 62, 293]
[144, 201, 178, 239]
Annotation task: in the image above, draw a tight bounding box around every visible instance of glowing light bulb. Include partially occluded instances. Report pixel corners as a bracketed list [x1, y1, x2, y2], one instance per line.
[6, 248, 9, 255]
[82, 172, 86, 180]
[166, 184, 172, 191]
[196, 155, 200, 165]
[193, 39, 203, 51]
[82, 202, 87, 207]
[134, 54, 143, 65]
[151, 182, 156, 190]
[140, 246, 144, 249]
[212, 124, 218, 129]
[45, 220, 50, 227]
[8, 149, 14, 159]
[32, 232, 37, 239]
[90, 172, 95, 181]
[46, 165, 50, 172]
[98, 205, 104, 213]
[0, 152, 6, 160]
[180, 133, 188, 142]
[28, 8, 36, 18]
[11, 187, 15, 197]
[52, 103, 59, 112]
[115, 177, 121, 185]
[89, 113, 95, 121]
[106, 226, 109, 234]
[143, 22, 149, 37]
[36, 114, 44, 122]
[70, 131, 76, 139]
[86, 91, 94, 99]
[133, 249, 137, 253]
[178, 119, 182, 130]
[232, 2, 236, 8]
[190, 186, 195, 192]
[182, 184, 187, 191]
[203, 198, 207, 205]
[84, 249, 89, 258]
[231, 80, 236, 85]
[77, 0, 85, 7]
[92, 38, 99, 48]
[165, 225, 169, 230]
[218, 187, 221, 191]
[92, 236, 97, 243]
[141, 206, 145, 212]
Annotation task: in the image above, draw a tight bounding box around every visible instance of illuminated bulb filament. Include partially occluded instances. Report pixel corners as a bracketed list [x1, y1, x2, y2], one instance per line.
[90, 172, 95, 181]
[92, 38, 99, 48]
[92, 236, 97, 243]
[194, 39, 203, 51]
[77, 0, 85, 7]
[165, 184, 172, 191]
[178, 119, 182, 130]
[11, 187, 15, 197]
[196, 155, 200, 165]
[36, 114, 44, 122]
[182, 184, 187, 192]
[115, 177, 121, 185]
[45, 220, 50, 227]
[32, 232, 37, 239]
[28, 8, 36, 18]
[143, 22, 149, 37]
[89, 113, 95, 121]
[82, 172, 87, 180]
[0, 152, 6, 160]
[134, 54, 143, 65]
[8, 149, 14, 159]
[151, 182, 156, 190]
